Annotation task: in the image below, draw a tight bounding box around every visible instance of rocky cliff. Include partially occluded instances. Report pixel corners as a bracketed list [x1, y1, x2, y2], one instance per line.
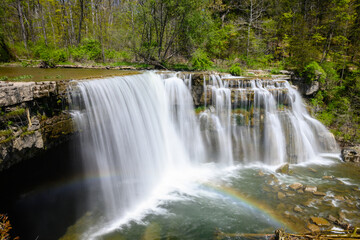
[0, 80, 76, 171]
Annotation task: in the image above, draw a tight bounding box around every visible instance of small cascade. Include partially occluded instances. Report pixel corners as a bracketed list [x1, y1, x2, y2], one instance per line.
[196, 74, 339, 165]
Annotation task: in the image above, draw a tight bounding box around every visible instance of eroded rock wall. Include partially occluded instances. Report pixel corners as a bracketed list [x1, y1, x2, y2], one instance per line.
[0, 80, 76, 171]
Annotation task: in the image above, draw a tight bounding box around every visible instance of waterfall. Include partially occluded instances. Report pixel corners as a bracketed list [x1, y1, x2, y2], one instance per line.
[71, 72, 198, 221]
[198, 75, 339, 164]
[70, 71, 339, 231]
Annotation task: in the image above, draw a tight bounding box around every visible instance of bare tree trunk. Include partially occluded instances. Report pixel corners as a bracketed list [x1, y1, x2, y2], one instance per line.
[247, 0, 253, 58]
[78, 0, 84, 44]
[38, 0, 48, 45]
[48, 12, 56, 46]
[91, 0, 95, 37]
[16, 0, 28, 50]
[69, 0, 75, 44]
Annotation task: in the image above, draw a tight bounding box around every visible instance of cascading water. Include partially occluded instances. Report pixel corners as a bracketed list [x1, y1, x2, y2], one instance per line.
[71, 73, 197, 222]
[69, 71, 339, 238]
[200, 75, 338, 165]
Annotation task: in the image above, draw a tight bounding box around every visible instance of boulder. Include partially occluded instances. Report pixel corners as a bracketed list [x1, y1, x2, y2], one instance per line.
[289, 182, 303, 191]
[304, 186, 317, 193]
[310, 217, 330, 226]
[307, 223, 320, 232]
[313, 191, 326, 197]
[276, 163, 290, 174]
[294, 206, 303, 213]
[341, 148, 360, 162]
[305, 81, 319, 96]
[322, 175, 334, 180]
[277, 192, 286, 200]
[334, 196, 345, 201]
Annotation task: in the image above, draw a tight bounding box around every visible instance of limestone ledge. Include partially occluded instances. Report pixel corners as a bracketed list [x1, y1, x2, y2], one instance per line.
[0, 80, 76, 171]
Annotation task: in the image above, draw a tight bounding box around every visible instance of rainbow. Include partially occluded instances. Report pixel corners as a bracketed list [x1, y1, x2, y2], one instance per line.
[201, 183, 299, 233]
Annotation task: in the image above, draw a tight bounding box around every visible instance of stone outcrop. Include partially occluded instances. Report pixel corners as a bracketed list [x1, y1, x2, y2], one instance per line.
[290, 73, 320, 96]
[341, 148, 360, 163]
[0, 80, 76, 171]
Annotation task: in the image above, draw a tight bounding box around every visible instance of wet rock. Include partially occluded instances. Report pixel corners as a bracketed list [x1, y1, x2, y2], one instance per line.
[272, 185, 280, 192]
[307, 223, 320, 232]
[339, 211, 347, 220]
[284, 211, 291, 218]
[328, 215, 351, 230]
[278, 192, 286, 200]
[285, 192, 295, 197]
[313, 191, 326, 197]
[289, 182, 303, 191]
[304, 186, 317, 193]
[322, 175, 334, 180]
[310, 217, 330, 227]
[280, 184, 288, 191]
[294, 206, 303, 213]
[258, 170, 265, 176]
[303, 199, 317, 208]
[308, 168, 317, 173]
[341, 148, 360, 162]
[334, 195, 345, 201]
[277, 203, 286, 210]
[328, 215, 338, 223]
[297, 189, 304, 194]
[276, 163, 289, 174]
[262, 186, 272, 192]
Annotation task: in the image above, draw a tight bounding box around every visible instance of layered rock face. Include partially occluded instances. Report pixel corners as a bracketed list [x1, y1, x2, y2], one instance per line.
[0, 81, 75, 171]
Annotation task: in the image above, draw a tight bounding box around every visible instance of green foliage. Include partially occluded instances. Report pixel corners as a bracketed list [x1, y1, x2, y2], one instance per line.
[270, 68, 282, 74]
[5, 108, 25, 117]
[190, 49, 213, 70]
[229, 64, 244, 76]
[0, 32, 12, 62]
[317, 111, 335, 126]
[320, 62, 340, 86]
[0, 76, 8, 81]
[32, 43, 69, 67]
[311, 91, 324, 106]
[195, 106, 206, 114]
[71, 38, 102, 62]
[20, 130, 35, 137]
[9, 75, 33, 81]
[0, 130, 11, 137]
[302, 61, 327, 84]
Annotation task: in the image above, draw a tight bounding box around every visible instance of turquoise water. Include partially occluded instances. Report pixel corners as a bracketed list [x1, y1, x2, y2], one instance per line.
[60, 156, 360, 240]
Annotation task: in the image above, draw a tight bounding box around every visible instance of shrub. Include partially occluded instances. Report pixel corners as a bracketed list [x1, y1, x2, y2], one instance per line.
[190, 49, 213, 70]
[71, 38, 102, 62]
[229, 64, 244, 76]
[81, 38, 102, 61]
[302, 61, 327, 84]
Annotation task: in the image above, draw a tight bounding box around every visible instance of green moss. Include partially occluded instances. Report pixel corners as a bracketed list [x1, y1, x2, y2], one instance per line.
[195, 106, 206, 114]
[9, 75, 34, 81]
[270, 68, 281, 74]
[0, 136, 14, 144]
[0, 129, 12, 137]
[21, 130, 35, 137]
[5, 108, 26, 117]
[0, 76, 8, 81]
